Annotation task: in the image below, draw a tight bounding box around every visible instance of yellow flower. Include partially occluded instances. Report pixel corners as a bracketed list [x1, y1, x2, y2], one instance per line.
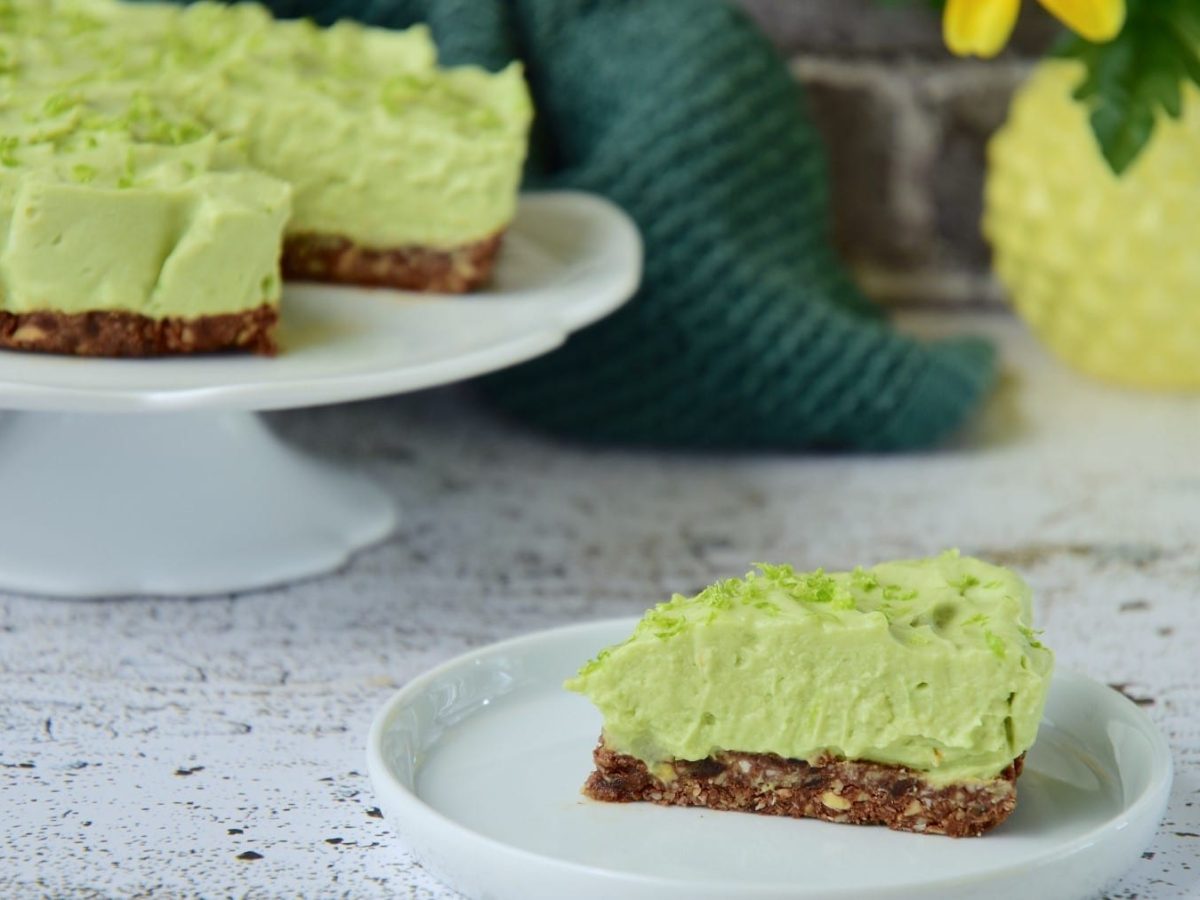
[943, 0, 1126, 58]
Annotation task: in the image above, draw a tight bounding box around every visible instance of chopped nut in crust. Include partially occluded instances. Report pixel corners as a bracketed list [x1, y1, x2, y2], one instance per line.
[821, 791, 852, 811]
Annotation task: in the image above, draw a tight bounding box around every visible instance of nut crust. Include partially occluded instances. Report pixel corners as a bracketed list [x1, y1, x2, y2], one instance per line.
[0, 305, 278, 357]
[585, 737, 1024, 838]
[280, 231, 504, 293]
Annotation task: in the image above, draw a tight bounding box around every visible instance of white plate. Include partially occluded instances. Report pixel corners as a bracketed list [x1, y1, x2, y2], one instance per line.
[0, 190, 641, 413]
[367, 618, 1173, 900]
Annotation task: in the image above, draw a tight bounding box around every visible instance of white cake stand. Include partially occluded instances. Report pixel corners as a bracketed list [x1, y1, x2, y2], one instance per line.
[0, 192, 641, 598]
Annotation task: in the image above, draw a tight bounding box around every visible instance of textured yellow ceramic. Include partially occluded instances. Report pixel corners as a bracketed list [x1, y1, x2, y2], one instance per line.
[985, 60, 1200, 389]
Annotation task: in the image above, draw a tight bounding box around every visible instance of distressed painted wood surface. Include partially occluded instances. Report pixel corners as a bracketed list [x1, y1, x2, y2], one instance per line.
[1, 313, 1197, 899]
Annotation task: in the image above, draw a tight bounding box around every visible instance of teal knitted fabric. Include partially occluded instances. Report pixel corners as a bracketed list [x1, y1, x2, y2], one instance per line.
[167, 0, 997, 449]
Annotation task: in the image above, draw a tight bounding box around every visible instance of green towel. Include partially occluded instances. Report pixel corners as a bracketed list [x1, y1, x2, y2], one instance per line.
[203, 0, 998, 449]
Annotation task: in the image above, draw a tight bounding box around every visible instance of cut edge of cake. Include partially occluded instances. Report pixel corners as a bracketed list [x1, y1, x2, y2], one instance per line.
[585, 737, 1024, 838]
[280, 230, 504, 294]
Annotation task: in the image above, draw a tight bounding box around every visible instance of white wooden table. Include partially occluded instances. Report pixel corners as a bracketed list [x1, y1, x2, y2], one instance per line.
[2, 312, 1197, 899]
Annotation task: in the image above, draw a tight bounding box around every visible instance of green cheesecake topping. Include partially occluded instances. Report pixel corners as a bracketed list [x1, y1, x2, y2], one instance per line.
[568, 552, 1054, 785]
[99, 1, 529, 248]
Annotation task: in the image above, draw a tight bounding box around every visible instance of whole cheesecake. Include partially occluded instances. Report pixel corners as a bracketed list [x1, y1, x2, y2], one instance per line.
[0, 0, 533, 356]
[568, 552, 1054, 837]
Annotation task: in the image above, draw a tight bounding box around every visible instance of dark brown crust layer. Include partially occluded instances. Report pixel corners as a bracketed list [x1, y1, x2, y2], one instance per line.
[280, 231, 504, 293]
[585, 738, 1024, 838]
[0, 305, 278, 357]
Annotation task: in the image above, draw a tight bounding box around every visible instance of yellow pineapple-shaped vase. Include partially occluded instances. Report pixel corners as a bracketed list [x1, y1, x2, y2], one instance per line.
[985, 60, 1200, 389]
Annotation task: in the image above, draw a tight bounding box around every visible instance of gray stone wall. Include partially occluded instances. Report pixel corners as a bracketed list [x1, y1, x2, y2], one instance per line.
[737, 0, 1060, 307]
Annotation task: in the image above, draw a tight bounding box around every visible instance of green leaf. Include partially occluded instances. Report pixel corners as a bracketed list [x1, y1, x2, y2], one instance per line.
[1163, 24, 1200, 88]
[1168, 3, 1200, 51]
[1059, 0, 1200, 174]
[1091, 99, 1155, 174]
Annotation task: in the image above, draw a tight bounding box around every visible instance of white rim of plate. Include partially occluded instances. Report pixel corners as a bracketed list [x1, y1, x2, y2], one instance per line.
[366, 618, 1174, 897]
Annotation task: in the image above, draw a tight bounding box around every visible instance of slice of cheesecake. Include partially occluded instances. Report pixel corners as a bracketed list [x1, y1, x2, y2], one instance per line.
[567, 552, 1054, 837]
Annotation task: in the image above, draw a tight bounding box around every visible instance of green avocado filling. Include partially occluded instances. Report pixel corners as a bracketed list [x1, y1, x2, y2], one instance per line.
[0, 0, 531, 317]
[0, 86, 293, 317]
[568, 552, 1054, 785]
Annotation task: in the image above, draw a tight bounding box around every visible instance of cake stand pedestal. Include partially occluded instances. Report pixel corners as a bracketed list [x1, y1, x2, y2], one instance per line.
[0, 192, 640, 598]
[0, 411, 395, 596]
